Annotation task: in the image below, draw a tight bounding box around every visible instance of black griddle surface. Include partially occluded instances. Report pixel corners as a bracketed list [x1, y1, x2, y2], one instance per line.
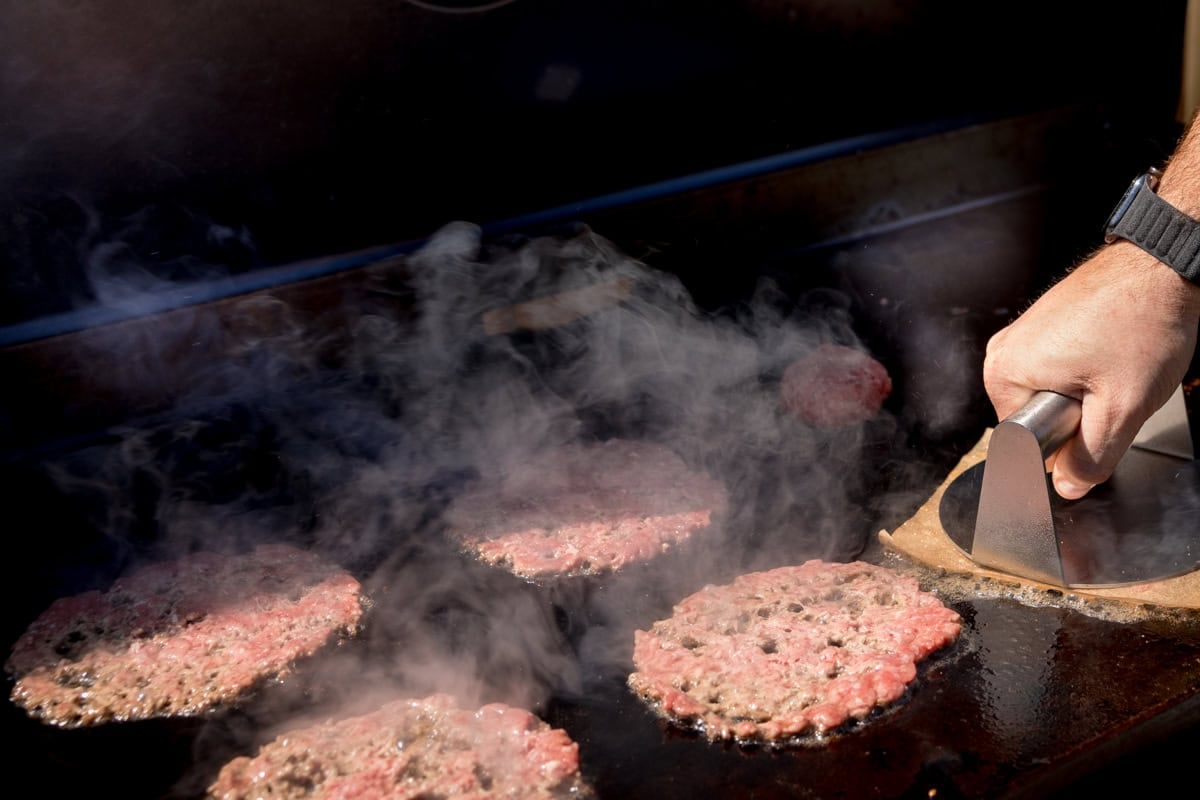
[543, 594, 1200, 800]
[5, 587, 1199, 799]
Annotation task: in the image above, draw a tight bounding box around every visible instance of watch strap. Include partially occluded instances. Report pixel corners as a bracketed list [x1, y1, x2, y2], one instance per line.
[1110, 182, 1200, 283]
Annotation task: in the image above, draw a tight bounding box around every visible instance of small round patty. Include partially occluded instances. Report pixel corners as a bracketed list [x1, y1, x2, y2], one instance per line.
[780, 344, 893, 427]
[628, 560, 961, 742]
[443, 439, 728, 580]
[6, 543, 364, 727]
[207, 693, 594, 799]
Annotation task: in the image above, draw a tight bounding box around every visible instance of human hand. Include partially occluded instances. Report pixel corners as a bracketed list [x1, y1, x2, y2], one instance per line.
[982, 240, 1200, 499]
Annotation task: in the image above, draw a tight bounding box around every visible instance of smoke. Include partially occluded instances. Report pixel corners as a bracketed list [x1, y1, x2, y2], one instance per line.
[0, 189, 259, 331]
[332, 222, 894, 572]
[82, 206, 256, 307]
[10, 220, 915, 793]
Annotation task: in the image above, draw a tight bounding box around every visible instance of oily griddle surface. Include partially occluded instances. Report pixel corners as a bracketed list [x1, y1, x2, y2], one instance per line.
[5, 496, 1200, 799]
[6, 583, 1200, 800]
[4, 424, 1200, 800]
[1, 423, 1198, 800]
[546, 593, 1200, 800]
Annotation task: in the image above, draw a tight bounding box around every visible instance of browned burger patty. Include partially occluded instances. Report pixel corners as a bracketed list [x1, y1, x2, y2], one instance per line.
[780, 343, 893, 427]
[5, 543, 365, 728]
[207, 693, 595, 799]
[443, 439, 728, 580]
[628, 560, 961, 742]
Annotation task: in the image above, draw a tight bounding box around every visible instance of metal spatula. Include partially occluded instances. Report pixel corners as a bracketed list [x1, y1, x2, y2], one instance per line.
[939, 386, 1200, 588]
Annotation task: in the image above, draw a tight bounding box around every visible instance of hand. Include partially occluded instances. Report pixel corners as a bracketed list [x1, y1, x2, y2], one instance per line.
[982, 240, 1200, 499]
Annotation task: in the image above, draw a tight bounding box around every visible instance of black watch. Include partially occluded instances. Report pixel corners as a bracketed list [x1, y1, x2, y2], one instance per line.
[1104, 167, 1200, 283]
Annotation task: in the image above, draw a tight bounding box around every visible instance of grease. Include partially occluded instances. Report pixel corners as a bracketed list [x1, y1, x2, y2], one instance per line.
[878, 549, 1200, 626]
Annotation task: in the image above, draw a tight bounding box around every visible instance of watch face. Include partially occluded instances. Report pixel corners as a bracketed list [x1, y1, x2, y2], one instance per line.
[1104, 174, 1148, 241]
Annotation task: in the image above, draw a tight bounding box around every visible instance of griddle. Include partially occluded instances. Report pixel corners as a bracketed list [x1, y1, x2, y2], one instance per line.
[3, 109, 1200, 799]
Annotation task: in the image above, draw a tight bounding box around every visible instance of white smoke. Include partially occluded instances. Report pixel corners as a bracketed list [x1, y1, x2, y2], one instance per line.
[15, 220, 918, 798]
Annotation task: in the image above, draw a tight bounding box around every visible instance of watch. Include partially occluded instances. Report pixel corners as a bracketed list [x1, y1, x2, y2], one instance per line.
[1104, 167, 1200, 283]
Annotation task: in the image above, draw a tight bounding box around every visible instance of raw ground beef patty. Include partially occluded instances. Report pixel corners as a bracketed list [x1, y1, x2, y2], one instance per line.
[780, 343, 893, 428]
[628, 560, 961, 742]
[208, 693, 594, 799]
[443, 439, 728, 580]
[5, 543, 364, 727]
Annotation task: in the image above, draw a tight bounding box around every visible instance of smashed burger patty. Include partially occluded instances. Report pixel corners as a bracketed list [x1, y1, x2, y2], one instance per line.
[207, 693, 595, 799]
[443, 439, 728, 580]
[6, 543, 364, 727]
[628, 560, 961, 742]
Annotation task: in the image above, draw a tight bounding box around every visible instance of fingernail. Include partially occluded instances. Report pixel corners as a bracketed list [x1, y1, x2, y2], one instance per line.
[1054, 476, 1094, 500]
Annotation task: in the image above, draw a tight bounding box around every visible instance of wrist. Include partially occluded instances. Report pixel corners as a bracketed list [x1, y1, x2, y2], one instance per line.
[1101, 240, 1200, 319]
[1104, 165, 1200, 284]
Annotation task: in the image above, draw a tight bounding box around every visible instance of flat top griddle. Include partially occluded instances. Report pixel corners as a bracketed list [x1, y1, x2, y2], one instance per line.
[4, 109, 1200, 799]
[4, 531, 1200, 800]
[4, 368, 1199, 800]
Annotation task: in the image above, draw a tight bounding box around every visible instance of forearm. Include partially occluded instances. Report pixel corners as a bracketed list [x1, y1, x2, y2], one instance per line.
[1157, 110, 1200, 216]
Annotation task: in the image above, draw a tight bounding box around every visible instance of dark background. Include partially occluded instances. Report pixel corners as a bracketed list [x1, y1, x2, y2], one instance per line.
[0, 0, 1191, 329]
